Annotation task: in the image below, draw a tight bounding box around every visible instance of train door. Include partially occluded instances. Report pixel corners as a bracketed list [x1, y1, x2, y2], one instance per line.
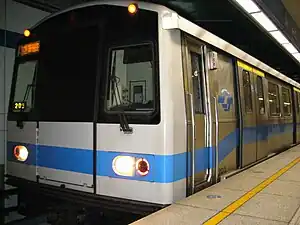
[207, 51, 238, 177]
[281, 86, 293, 146]
[237, 61, 257, 166]
[182, 37, 210, 195]
[254, 71, 268, 160]
[293, 88, 300, 143]
[36, 122, 94, 193]
[34, 25, 98, 193]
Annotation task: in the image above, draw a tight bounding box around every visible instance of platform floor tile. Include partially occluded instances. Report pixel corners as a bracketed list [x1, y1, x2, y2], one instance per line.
[277, 164, 300, 183]
[219, 214, 288, 225]
[177, 186, 246, 212]
[260, 179, 300, 198]
[130, 204, 218, 225]
[289, 205, 300, 225]
[219, 175, 264, 192]
[240, 166, 286, 179]
[234, 192, 300, 223]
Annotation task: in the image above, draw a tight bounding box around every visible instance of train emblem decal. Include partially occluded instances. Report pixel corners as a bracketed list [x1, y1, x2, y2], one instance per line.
[217, 89, 233, 112]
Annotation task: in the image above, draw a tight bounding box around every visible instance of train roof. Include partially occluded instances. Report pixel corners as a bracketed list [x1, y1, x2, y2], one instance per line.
[31, 0, 300, 89]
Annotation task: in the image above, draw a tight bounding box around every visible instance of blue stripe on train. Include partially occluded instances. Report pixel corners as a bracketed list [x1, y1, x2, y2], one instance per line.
[7, 123, 294, 183]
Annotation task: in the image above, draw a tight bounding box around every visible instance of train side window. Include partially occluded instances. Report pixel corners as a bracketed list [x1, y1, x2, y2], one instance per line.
[256, 76, 265, 114]
[268, 82, 280, 116]
[190, 52, 204, 113]
[282, 87, 291, 116]
[242, 70, 253, 113]
[296, 92, 300, 113]
[298, 93, 300, 113]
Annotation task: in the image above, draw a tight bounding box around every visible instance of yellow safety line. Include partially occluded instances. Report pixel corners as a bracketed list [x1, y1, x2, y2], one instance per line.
[203, 157, 300, 225]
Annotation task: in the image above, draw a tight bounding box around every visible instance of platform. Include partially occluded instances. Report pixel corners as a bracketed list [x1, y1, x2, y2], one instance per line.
[130, 146, 300, 225]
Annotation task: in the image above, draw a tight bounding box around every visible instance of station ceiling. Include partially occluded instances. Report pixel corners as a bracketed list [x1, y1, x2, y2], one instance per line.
[283, 0, 300, 28]
[14, 0, 300, 81]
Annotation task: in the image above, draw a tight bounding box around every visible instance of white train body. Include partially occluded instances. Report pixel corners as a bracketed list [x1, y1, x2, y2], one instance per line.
[6, 1, 187, 213]
[6, 0, 300, 215]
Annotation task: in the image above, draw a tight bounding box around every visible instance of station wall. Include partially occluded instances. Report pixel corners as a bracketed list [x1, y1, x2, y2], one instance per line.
[0, 0, 49, 167]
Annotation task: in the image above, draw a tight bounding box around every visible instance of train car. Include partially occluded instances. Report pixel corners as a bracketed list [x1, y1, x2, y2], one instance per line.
[5, 0, 300, 223]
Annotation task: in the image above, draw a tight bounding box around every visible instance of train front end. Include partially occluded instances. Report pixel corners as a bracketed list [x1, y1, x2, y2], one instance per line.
[5, 1, 179, 215]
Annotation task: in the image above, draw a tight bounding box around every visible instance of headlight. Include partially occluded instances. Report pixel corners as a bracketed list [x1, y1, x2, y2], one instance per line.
[13, 145, 29, 162]
[112, 156, 136, 177]
[112, 156, 150, 177]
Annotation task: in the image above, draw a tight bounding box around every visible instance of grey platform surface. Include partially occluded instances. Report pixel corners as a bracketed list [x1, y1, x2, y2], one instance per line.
[130, 146, 300, 225]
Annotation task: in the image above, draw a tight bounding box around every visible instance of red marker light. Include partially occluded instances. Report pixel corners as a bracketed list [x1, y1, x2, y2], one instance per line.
[136, 158, 149, 176]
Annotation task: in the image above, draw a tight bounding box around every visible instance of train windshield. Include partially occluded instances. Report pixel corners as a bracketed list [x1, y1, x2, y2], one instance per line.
[11, 60, 37, 112]
[8, 4, 160, 124]
[107, 43, 155, 112]
[35, 25, 99, 122]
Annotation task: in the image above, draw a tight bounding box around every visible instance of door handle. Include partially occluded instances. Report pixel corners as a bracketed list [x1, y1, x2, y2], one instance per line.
[213, 96, 219, 182]
[189, 93, 195, 194]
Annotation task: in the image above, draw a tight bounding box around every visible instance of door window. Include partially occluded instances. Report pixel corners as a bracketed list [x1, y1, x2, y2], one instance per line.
[268, 82, 280, 116]
[242, 70, 253, 113]
[256, 76, 265, 114]
[190, 51, 204, 114]
[282, 87, 291, 116]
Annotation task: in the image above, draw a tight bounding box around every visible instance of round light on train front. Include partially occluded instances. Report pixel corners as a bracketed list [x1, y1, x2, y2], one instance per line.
[128, 3, 138, 14]
[13, 145, 29, 162]
[136, 158, 149, 176]
[24, 29, 30, 37]
[112, 156, 135, 177]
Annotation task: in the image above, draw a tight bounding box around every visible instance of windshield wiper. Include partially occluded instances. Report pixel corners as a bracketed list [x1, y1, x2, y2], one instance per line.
[110, 52, 133, 134]
[22, 84, 35, 105]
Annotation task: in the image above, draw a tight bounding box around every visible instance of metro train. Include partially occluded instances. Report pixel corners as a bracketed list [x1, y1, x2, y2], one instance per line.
[5, 0, 300, 221]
